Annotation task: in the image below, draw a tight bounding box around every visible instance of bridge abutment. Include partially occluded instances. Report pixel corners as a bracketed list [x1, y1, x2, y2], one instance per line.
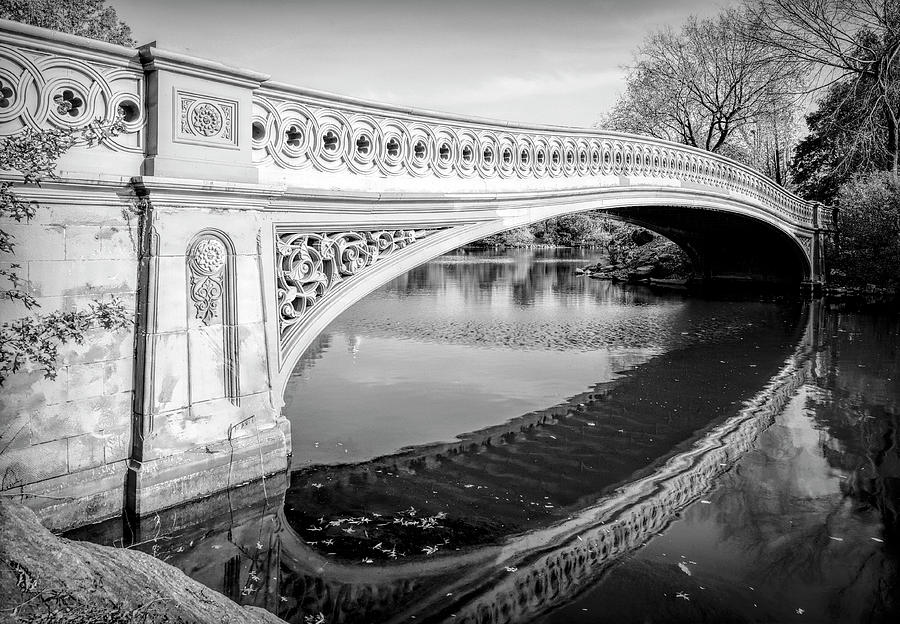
[127, 182, 290, 520]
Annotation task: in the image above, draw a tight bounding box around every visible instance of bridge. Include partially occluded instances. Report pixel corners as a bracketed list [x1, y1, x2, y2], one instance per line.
[0, 20, 831, 531]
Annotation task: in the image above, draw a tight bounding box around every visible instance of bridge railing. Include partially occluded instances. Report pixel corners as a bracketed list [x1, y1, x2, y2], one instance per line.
[0, 19, 823, 232]
[253, 83, 821, 229]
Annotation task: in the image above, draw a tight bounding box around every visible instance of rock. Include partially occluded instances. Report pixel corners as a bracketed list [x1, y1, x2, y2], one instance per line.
[649, 278, 689, 290]
[0, 499, 283, 624]
[633, 265, 655, 277]
[630, 229, 656, 246]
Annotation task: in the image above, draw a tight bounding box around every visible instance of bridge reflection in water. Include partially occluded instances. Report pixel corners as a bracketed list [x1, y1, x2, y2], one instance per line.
[70, 279, 900, 623]
[68, 277, 900, 623]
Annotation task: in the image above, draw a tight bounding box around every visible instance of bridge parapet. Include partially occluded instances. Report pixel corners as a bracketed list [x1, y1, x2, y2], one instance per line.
[0, 20, 145, 178]
[253, 83, 817, 228]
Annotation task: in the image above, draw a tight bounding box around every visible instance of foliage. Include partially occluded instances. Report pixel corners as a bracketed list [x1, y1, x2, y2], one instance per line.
[747, 0, 900, 174]
[0, 0, 135, 46]
[478, 226, 536, 247]
[1, 299, 130, 383]
[791, 81, 891, 203]
[477, 213, 610, 247]
[0, 125, 118, 305]
[602, 8, 799, 162]
[531, 213, 605, 246]
[830, 172, 900, 289]
[0, 120, 130, 386]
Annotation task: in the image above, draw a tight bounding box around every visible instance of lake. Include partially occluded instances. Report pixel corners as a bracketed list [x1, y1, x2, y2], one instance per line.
[86, 248, 898, 623]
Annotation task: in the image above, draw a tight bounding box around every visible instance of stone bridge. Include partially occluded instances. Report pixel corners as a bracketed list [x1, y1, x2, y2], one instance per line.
[0, 20, 831, 530]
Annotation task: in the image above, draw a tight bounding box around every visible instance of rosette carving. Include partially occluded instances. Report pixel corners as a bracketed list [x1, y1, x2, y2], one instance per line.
[190, 103, 223, 136]
[277, 229, 426, 333]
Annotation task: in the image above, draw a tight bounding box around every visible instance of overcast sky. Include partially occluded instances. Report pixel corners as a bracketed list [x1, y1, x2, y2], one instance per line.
[113, 0, 736, 127]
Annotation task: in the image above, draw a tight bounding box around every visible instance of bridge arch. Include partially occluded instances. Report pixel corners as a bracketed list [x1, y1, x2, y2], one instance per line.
[272, 187, 812, 403]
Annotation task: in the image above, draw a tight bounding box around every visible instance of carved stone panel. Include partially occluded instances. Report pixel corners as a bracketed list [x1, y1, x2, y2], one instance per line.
[186, 232, 240, 406]
[175, 90, 238, 148]
[188, 237, 227, 325]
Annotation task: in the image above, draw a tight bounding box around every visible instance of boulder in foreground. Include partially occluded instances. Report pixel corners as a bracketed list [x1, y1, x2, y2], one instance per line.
[0, 499, 283, 624]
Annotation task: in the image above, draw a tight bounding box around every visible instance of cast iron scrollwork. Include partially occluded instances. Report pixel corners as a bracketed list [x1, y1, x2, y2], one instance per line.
[277, 229, 429, 333]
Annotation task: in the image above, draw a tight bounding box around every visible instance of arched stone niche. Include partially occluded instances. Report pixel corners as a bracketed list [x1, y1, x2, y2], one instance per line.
[185, 230, 240, 406]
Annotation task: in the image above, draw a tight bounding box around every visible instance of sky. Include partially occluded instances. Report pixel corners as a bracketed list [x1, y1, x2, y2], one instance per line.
[112, 0, 736, 127]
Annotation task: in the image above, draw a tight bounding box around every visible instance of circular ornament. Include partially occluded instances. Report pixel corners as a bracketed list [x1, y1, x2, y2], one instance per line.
[191, 103, 223, 137]
[192, 239, 227, 274]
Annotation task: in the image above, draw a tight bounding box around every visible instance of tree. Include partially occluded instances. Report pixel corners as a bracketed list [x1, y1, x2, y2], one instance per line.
[0, 123, 131, 385]
[531, 214, 604, 246]
[603, 8, 799, 160]
[747, 0, 900, 174]
[0, 0, 134, 46]
[830, 172, 900, 288]
[791, 81, 890, 203]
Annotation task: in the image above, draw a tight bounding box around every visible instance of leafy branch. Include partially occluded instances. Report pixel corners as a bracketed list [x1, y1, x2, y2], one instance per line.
[0, 117, 132, 386]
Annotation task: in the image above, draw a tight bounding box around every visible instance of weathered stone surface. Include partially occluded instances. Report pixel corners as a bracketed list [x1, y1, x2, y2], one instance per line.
[148, 331, 189, 414]
[11, 460, 128, 531]
[28, 259, 137, 297]
[65, 225, 137, 260]
[187, 325, 227, 403]
[0, 439, 69, 488]
[152, 255, 190, 333]
[131, 425, 287, 518]
[66, 433, 106, 473]
[66, 361, 105, 401]
[0, 499, 283, 624]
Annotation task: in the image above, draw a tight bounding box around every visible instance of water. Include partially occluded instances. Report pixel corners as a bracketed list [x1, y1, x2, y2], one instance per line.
[76, 248, 899, 623]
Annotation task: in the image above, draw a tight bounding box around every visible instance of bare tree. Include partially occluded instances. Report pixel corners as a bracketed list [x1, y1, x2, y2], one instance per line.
[603, 8, 800, 160]
[747, 0, 900, 174]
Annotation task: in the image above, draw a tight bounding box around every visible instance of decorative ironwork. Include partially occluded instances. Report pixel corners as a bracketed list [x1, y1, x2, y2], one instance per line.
[277, 229, 428, 332]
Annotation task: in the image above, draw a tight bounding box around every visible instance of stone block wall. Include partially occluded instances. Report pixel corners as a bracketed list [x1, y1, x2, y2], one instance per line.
[0, 185, 139, 530]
